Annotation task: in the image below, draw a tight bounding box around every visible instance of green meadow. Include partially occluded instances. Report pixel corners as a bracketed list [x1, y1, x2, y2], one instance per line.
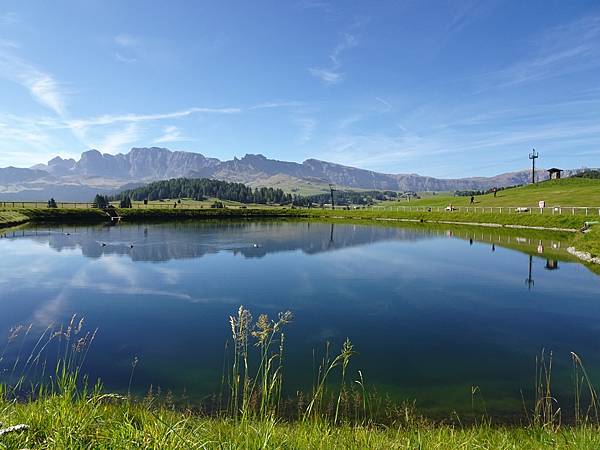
[387, 178, 600, 208]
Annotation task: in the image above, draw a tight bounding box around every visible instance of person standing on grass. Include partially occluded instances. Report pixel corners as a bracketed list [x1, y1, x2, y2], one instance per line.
[470, 196, 475, 204]
[493, 187, 497, 198]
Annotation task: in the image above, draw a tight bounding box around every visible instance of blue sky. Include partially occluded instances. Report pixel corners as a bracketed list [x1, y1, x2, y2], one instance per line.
[1, 1, 599, 177]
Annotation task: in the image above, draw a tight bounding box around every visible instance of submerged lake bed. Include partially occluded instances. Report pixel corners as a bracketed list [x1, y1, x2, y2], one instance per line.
[1, 220, 599, 419]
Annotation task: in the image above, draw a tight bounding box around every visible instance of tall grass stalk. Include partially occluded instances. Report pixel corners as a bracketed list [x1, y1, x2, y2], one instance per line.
[571, 352, 599, 425]
[226, 306, 293, 422]
[533, 349, 561, 430]
[304, 338, 356, 423]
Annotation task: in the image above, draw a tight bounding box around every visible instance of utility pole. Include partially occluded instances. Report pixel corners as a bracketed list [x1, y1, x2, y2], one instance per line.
[525, 255, 534, 291]
[329, 183, 336, 210]
[529, 149, 539, 184]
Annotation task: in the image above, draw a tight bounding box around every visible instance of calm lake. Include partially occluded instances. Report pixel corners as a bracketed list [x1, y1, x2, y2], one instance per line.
[1, 220, 599, 418]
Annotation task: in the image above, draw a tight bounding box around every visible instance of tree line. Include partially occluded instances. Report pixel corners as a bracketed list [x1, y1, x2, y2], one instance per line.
[573, 169, 600, 179]
[109, 178, 293, 205]
[102, 177, 399, 208]
[290, 190, 397, 207]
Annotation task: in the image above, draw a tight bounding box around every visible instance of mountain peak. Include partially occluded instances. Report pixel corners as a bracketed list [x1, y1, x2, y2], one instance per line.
[240, 153, 268, 161]
[0, 146, 574, 202]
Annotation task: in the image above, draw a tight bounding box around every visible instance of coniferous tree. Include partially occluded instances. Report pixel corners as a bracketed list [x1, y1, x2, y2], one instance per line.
[119, 196, 132, 208]
[92, 194, 109, 209]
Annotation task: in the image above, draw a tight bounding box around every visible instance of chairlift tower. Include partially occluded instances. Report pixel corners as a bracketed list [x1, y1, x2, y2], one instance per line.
[329, 183, 336, 210]
[525, 255, 535, 291]
[529, 149, 539, 184]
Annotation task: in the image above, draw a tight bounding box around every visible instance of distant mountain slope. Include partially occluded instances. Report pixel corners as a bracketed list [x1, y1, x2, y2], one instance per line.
[0, 167, 50, 184]
[0, 146, 584, 201]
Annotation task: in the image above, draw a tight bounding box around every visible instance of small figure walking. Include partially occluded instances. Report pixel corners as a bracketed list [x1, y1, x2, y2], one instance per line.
[470, 196, 475, 205]
[493, 187, 497, 198]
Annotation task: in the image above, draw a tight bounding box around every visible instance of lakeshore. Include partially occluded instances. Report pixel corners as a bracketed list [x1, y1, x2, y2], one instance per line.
[2, 206, 599, 266]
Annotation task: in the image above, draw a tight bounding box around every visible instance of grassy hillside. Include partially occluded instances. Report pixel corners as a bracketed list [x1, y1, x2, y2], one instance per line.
[386, 178, 600, 208]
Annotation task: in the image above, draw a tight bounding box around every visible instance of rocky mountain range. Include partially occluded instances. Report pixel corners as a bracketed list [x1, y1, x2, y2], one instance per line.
[0, 147, 576, 201]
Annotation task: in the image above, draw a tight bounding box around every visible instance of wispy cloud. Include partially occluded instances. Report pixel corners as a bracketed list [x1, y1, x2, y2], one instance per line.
[115, 52, 138, 64]
[319, 88, 600, 175]
[97, 123, 141, 154]
[446, 0, 494, 35]
[308, 68, 342, 84]
[67, 106, 240, 130]
[295, 117, 316, 143]
[249, 101, 305, 109]
[0, 43, 67, 115]
[0, 12, 20, 26]
[112, 33, 180, 66]
[113, 33, 142, 63]
[486, 15, 600, 88]
[65, 107, 238, 153]
[154, 125, 187, 144]
[0, 116, 62, 166]
[309, 33, 357, 84]
[296, 0, 333, 13]
[375, 96, 392, 112]
[114, 33, 140, 48]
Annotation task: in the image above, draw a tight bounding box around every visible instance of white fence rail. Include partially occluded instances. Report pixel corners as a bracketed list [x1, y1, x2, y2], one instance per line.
[367, 205, 600, 216]
[1, 201, 600, 216]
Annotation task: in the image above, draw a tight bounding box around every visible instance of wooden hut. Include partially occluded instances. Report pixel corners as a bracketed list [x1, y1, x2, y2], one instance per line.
[547, 168, 563, 180]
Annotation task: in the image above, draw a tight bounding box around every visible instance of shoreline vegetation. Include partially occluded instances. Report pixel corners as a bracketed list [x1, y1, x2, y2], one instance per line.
[2, 311, 600, 449]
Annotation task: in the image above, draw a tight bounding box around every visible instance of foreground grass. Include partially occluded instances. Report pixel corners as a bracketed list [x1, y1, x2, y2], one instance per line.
[2, 308, 600, 449]
[3, 393, 600, 449]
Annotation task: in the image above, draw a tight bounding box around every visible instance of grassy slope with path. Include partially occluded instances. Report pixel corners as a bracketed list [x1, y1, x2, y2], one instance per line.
[386, 178, 600, 208]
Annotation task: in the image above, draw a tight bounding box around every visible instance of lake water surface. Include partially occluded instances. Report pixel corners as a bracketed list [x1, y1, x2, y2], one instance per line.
[1, 221, 599, 418]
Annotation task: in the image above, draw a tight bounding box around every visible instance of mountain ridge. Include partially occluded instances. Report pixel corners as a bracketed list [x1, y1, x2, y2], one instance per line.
[0, 147, 581, 201]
